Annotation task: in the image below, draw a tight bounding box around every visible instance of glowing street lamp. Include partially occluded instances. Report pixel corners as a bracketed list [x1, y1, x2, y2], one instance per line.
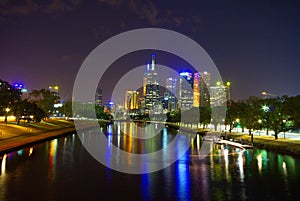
[262, 105, 269, 112]
[282, 119, 287, 139]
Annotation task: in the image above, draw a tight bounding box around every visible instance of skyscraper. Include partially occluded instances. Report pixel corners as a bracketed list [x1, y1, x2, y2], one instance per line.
[144, 54, 160, 114]
[193, 73, 200, 107]
[165, 77, 177, 111]
[210, 81, 231, 107]
[125, 90, 140, 110]
[200, 71, 211, 107]
[179, 72, 194, 110]
[95, 88, 102, 106]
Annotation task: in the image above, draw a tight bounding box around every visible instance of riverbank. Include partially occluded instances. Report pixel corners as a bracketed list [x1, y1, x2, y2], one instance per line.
[221, 132, 300, 157]
[0, 119, 99, 154]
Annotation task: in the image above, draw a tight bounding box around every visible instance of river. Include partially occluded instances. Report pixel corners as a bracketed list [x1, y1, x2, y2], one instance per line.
[1, 122, 300, 201]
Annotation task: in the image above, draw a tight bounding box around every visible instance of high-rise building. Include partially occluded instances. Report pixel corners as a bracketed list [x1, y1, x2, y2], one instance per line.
[193, 73, 200, 107]
[95, 88, 102, 106]
[165, 78, 177, 111]
[124, 90, 140, 110]
[200, 71, 211, 107]
[179, 72, 194, 110]
[210, 81, 231, 106]
[144, 53, 160, 113]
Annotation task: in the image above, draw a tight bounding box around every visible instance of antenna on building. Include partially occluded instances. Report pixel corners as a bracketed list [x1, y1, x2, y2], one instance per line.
[151, 53, 156, 70]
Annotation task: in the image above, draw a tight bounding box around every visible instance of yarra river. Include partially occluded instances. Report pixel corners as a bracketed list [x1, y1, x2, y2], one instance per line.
[1, 122, 300, 201]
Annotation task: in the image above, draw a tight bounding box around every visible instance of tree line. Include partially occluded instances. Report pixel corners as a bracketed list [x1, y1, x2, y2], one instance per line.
[0, 79, 112, 124]
[167, 95, 300, 140]
[0, 79, 60, 123]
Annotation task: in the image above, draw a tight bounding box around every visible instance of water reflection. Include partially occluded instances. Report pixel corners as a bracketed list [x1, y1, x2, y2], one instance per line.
[176, 153, 190, 200]
[29, 147, 33, 156]
[1, 154, 7, 175]
[0, 123, 300, 200]
[48, 139, 58, 182]
[257, 154, 263, 174]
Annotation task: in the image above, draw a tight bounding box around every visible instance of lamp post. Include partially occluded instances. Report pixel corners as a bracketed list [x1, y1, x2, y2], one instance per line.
[5, 108, 10, 126]
[262, 105, 270, 135]
[282, 119, 287, 139]
[258, 119, 262, 136]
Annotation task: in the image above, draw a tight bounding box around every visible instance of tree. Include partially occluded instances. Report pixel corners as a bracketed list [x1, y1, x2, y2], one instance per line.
[11, 100, 47, 123]
[0, 79, 21, 116]
[59, 101, 73, 118]
[243, 96, 262, 136]
[166, 110, 181, 123]
[211, 105, 226, 131]
[199, 106, 211, 128]
[225, 101, 238, 132]
[283, 95, 300, 129]
[263, 97, 288, 140]
[28, 89, 60, 117]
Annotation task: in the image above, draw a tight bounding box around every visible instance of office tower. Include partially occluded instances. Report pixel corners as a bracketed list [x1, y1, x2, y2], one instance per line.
[144, 53, 160, 113]
[179, 72, 194, 110]
[193, 73, 200, 107]
[200, 71, 211, 107]
[210, 81, 231, 106]
[95, 88, 102, 106]
[124, 90, 140, 110]
[165, 78, 177, 111]
[225, 81, 231, 101]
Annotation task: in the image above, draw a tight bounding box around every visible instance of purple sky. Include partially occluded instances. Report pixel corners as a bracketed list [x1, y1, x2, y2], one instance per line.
[0, 0, 299, 103]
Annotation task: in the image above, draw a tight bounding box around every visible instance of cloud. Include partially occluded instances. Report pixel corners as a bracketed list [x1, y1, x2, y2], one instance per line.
[44, 0, 81, 13]
[93, 27, 112, 41]
[0, 0, 81, 16]
[99, 0, 181, 26]
[97, 0, 122, 7]
[61, 54, 85, 63]
[173, 16, 184, 27]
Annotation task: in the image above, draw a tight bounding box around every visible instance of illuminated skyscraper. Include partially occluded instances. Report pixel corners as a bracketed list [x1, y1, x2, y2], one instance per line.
[193, 73, 200, 107]
[210, 81, 231, 106]
[200, 71, 211, 107]
[125, 90, 140, 110]
[144, 53, 160, 113]
[165, 78, 177, 111]
[179, 72, 194, 110]
[95, 88, 102, 106]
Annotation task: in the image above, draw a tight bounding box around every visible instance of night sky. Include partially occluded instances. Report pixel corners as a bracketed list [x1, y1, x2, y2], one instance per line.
[0, 0, 299, 103]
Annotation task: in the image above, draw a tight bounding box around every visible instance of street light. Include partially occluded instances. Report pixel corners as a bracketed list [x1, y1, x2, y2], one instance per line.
[5, 108, 10, 126]
[258, 119, 262, 136]
[262, 105, 269, 112]
[282, 119, 287, 139]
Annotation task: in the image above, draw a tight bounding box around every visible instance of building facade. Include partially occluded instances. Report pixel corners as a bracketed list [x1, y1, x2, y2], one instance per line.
[165, 77, 177, 111]
[124, 90, 140, 110]
[143, 54, 160, 114]
[179, 72, 194, 110]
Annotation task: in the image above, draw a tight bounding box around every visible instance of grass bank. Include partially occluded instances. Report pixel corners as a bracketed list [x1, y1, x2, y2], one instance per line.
[0, 119, 100, 154]
[222, 132, 300, 157]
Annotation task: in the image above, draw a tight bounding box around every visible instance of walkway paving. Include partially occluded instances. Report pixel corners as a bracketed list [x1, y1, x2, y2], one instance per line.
[0, 119, 75, 153]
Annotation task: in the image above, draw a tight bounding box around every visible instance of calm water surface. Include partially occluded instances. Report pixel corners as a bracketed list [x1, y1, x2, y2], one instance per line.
[1, 122, 300, 201]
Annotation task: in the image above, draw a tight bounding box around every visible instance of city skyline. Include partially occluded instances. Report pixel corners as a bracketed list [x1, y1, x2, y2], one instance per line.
[0, 1, 299, 103]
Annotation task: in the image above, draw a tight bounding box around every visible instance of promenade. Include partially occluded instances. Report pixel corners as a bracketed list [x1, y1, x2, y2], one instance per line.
[0, 119, 76, 153]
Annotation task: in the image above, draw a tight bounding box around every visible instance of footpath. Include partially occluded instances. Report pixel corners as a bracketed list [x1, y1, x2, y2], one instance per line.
[219, 132, 300, 157]
[0, 119, 96, 154]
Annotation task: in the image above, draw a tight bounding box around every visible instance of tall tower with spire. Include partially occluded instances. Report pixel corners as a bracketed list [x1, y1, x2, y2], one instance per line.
[143, 53, 160, 114]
